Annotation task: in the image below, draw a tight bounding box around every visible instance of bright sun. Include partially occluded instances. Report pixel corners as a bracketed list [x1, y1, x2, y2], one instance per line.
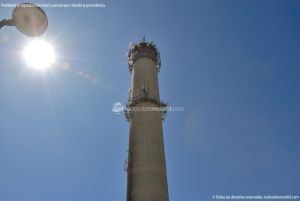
[23, 39, 56, 70]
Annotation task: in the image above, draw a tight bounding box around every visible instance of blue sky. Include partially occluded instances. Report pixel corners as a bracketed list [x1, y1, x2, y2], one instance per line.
[0, 0, 299, 201]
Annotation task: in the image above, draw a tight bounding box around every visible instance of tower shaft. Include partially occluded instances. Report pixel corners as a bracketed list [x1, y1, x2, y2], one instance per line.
[125, 41, 169, 201]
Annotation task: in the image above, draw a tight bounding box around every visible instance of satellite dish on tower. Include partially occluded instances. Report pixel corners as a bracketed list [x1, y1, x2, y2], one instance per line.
[12, 3, 48, 37]
[0, 3, 48, 37]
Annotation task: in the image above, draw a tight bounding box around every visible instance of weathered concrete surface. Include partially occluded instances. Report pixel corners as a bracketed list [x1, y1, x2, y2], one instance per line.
[126, 43, 169, 201]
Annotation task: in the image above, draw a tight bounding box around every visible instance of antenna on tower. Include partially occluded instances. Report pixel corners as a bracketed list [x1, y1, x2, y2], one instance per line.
[142, 34, 146, 43]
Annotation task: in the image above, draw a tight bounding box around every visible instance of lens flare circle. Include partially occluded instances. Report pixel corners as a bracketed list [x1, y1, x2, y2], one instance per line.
[23, 39, 55, 70]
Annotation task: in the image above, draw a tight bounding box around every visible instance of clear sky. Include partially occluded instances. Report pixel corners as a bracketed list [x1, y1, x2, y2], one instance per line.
[0, 0, 299, 201]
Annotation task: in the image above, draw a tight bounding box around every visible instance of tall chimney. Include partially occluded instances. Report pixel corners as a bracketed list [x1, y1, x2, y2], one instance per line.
[125, 39, 169, 201]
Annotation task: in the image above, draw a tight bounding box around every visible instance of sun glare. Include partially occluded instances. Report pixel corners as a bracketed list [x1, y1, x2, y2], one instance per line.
[23, 39, 56, 70]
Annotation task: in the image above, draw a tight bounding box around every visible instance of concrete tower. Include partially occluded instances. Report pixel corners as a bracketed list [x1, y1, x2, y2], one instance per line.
[125, 39, 169, 201]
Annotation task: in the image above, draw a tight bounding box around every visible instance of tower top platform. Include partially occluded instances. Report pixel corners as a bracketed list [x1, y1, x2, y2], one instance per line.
[127, 40, 161, 72]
